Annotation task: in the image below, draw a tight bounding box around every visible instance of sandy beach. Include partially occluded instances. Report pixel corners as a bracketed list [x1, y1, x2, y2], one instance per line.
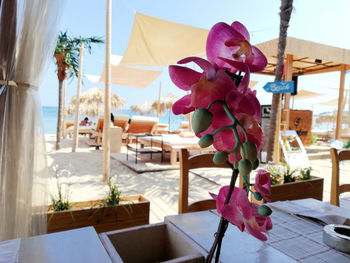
[46, 134, 350, 224]
[45, 134, 228, 223]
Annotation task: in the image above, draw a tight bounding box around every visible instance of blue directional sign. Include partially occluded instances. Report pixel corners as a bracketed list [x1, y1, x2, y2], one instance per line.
[263, 81, 294, 93]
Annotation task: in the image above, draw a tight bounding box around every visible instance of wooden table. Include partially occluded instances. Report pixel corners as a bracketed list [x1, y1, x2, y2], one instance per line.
[165, 198, 350, 262]
[0, 227, 112, 263]
[140, 134, 215, 165]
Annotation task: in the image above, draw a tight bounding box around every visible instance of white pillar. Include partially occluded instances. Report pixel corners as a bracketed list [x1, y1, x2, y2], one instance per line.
[72, 43, 84, 152]
[103, 0, 112, 181]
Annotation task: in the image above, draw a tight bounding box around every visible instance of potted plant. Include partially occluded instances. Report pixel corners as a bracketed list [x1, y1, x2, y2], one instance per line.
[252, 164, 323, 203]
[47, 173, 150, 233]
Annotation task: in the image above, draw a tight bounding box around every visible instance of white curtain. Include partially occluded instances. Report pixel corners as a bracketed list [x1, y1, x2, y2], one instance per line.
[0, 0, 65, 240]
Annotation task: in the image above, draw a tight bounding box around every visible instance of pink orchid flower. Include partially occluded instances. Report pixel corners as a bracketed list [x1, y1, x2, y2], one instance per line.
[254, 169, 272, 202]
[206, 21, 267, 73]
[199, 112, 263, 164]
[211, 186, 272, 241]
[170, 57, 235, 115]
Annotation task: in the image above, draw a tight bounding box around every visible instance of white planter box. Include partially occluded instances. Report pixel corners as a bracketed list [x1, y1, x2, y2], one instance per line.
[99, 222, 205, 263]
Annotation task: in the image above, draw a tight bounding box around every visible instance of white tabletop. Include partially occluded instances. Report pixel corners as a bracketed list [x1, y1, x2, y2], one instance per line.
[2, 227, 112, 263]
[165, 199, 350, 262]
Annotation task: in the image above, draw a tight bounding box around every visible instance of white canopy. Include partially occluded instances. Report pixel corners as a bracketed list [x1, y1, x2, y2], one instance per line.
[99, 64, 162, 89]
[120, 12, 209, 67]
[91, 55, 163, 89]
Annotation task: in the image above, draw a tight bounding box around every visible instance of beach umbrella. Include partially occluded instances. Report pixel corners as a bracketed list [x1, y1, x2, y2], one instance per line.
[67, 87, 124, 118]
[152, 93, 178, 115]
[69, 87, 124, 114]
[66, 103, 104, 117]
[130, 101, 155, 115]
[152, 93, 178, 130]
[70, 87, 124, 108]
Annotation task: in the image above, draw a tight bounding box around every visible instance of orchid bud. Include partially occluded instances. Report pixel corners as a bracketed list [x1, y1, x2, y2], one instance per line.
[198, 134, 213, 148]
[258, 205, 272, 216]
[252, 159, 260, 170]
[242, 141, 258, 162]
[213, 151, 228, 164]
[238, 159, 252, 177]
[192, 108, 213, 133]
[253, 191, 263, 201]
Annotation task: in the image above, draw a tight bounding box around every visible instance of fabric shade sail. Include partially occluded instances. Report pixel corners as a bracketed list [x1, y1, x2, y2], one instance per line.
[92, 54, 162, 89]
[292, 89, 324, 100]
[99, 64, 162, 88]
[318, 98, 350, 106]
[120, 12, 209, 67]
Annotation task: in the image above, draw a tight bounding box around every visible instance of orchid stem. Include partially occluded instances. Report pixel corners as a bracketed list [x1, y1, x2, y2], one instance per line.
[222, 102, 248, 142]
[212, 125, 234, 136]
[205, 168, 239, 263]
[207, 100, 224, 110]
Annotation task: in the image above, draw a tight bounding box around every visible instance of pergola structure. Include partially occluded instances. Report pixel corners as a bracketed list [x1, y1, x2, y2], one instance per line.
[256, 37, 350, 140]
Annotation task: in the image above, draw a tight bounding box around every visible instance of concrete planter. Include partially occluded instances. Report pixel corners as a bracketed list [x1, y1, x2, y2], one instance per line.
[99, 222, 205, 263]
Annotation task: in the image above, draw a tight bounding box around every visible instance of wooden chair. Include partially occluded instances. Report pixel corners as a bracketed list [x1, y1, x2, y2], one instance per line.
[330, 148, 350, 206]
[178, 148, 232, 214]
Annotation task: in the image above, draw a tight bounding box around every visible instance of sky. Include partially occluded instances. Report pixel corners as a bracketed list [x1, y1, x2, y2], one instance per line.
[39, 0, 350, 115]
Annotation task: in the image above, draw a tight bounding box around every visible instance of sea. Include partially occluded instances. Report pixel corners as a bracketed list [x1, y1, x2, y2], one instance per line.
[42, 106, 187, 134]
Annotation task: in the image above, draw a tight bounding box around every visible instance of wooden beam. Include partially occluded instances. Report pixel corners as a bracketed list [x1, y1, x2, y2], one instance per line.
[335, 64, 346, 139]
[301, 65, 342, 75]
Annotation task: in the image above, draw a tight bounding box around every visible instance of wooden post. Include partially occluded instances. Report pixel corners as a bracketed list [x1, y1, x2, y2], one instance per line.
[335, 64, 346, 139]
[103, 0, 112, 181]
[62, 78, 67, 138]
[283, 54, 293, 128]
[273, 95, 282, 163]
[156, 81, 162, 118]
[72, 43, 84, 152]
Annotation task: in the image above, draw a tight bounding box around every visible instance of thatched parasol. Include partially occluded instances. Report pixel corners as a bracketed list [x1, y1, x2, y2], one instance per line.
[130, 101, 155, 115]
[70, 87, 124, 107]
[152, 93, 178, 115]
[66, 103, 104, 117]
[68, 87, 124, 117]
[151, 93, 178, 130]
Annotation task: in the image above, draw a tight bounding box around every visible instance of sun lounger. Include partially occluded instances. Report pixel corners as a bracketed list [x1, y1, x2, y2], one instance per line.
[113, 114, 129, 132]
[88, 118, 104, 148]
[139, 134, 216, 165]
[66, 123, 95, 138]
[126, 116, 158, 134]
[154, 123, 169, 134]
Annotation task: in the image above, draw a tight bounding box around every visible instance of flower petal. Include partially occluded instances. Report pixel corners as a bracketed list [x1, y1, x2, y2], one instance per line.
[169, 65, 202, 91]
[231, 21, 250, 41]
[178, 57, 216, 80]
[172, 94, 194, 115]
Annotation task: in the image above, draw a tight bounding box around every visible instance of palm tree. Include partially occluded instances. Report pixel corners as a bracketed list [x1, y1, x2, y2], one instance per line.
[266, 0, 294, 162]
[54, 32, 103, 150]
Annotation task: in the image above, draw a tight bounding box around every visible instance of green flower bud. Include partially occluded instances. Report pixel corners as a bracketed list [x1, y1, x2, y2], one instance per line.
[238, 159, 252, 177]
[213, 151, 228, 164]
[198, 134, 213, 148]
[252, 159, 260, 170]
[253, 192, 263, 201]
[191, 108, 213, 133]
[258, 205, 272, 216]
[242, 141, 258, 162]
